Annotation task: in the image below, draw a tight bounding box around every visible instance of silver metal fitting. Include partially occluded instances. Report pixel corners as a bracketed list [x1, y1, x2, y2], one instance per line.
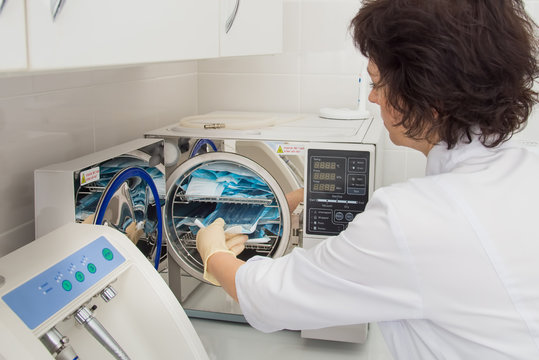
[203, 123, 226, 129]
[73, 305, 131, 360]
[74, 306, 93, 325]
[40, 327, 79, 359]
[100, 285, 117, 303]
[288, 203, 304, 251]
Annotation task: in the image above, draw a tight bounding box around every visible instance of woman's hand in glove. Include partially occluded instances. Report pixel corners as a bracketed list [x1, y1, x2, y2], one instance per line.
[196, 218, 247, 286]
[226, 231, 248, 256]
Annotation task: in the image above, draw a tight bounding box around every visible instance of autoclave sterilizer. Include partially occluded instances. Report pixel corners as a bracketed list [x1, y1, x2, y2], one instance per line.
[145, 111, 384, 343]
[35, 138, 167, 270]
[34, 111, 384, 343]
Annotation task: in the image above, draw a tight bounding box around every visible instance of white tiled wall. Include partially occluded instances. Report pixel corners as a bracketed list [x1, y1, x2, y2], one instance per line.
[0, 62, 199, 256]
[199, 0, 367, 114]
[0, 0, 537, 256]
[199, 0, 539, 188]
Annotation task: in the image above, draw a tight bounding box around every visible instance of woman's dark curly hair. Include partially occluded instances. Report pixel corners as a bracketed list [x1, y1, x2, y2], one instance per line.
[350, 0, 539, 148]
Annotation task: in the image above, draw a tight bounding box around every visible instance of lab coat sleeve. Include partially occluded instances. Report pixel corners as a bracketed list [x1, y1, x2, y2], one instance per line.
[236, 187, 423, 333]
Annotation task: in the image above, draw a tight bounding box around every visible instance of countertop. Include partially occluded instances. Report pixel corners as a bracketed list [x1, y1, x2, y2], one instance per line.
[190, 318, 394, 360]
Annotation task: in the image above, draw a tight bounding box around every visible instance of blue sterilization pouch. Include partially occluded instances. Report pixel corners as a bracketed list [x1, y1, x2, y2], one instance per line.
[184, 163, 272, 200]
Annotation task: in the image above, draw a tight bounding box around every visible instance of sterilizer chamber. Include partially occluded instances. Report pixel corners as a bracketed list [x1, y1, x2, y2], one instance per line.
[35, 139, 166, 268]
[164, 152, 291, 284]
[74, 151, 165, 263]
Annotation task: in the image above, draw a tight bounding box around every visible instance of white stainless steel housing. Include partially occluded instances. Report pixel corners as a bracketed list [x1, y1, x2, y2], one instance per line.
[145, 111, 384, 341]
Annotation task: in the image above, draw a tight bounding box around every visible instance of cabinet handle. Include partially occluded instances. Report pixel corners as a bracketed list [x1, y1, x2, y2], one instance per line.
[0, 0, 6, 17]
[50, 0, 65, 21]
[225, 0, 240, 34]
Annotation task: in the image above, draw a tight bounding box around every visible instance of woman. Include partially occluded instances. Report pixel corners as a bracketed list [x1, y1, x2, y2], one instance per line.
[197, 0, 539, 358]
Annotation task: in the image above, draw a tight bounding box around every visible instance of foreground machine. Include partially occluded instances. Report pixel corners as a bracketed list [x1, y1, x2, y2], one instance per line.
[0, 223, 208, 360]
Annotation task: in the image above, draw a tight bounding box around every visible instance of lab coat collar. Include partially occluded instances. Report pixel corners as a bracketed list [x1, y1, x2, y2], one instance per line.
[425, 135, 512, 176]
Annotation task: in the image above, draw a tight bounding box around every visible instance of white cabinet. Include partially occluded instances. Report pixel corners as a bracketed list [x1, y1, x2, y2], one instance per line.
[25, 0, 220, 70]
[220, 0, 282, 57]
[0, 0, 283, 73]
[0, 0, 27, 71]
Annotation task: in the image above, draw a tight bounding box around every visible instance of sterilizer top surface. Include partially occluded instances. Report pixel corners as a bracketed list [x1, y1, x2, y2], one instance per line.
[145, 111, 374, 143]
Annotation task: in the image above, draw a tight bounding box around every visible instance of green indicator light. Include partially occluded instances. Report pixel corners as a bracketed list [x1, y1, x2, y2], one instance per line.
[87, 263, 96, 274]
[62, 280, 72, 291]
[75, 271, 85, 282]
[102, 248, 114, 261]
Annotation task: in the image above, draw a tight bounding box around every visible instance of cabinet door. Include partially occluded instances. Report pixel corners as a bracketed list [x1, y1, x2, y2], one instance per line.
[26, 0, 219, 70]
[220, 0, 282, 57]
[0, 0, 27, 71]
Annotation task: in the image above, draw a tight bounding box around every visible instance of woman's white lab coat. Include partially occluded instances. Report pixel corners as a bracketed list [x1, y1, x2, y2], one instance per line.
[236, 137, 539, 360]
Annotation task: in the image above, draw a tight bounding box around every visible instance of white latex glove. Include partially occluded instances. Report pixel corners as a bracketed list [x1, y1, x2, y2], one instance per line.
[196, 218, 247, 286]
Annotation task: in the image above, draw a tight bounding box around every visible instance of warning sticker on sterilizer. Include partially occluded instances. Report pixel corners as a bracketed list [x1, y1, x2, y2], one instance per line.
[275, 144, 305, 155]
[80, 167, 100, 186]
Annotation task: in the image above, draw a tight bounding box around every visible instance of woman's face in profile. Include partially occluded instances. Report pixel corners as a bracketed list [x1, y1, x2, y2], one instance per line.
[367, 59, 434, 155]
[367, 60, 407, 146]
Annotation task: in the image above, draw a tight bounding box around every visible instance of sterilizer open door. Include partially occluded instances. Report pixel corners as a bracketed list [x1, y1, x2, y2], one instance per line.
[164, 152, 293, 322]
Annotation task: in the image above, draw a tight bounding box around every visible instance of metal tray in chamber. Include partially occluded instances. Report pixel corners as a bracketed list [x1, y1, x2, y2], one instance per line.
[165, 152, 291, 284]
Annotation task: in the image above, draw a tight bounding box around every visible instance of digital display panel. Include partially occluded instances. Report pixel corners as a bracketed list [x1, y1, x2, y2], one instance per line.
[310, 156, 345, 194]
[306, 148, 371, 236]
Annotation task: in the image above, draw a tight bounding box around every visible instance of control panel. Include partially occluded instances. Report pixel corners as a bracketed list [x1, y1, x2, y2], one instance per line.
[305, 148, 371, 236]
[2, 236, 125, 330]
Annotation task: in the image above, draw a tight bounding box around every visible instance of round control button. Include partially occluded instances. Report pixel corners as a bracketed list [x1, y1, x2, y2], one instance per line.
[345, 212, 355, 222]
[75, 271, 85, 282]
[102, 248, 114, 261]
[334, 212, 344, 221]
[87, 263, 96, 274]
[62, 280, 72, 291]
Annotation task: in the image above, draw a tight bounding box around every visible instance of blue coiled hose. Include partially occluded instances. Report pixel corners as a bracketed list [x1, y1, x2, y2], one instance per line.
[190, 139, 217, 158]
[94, 167, 163, 270]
